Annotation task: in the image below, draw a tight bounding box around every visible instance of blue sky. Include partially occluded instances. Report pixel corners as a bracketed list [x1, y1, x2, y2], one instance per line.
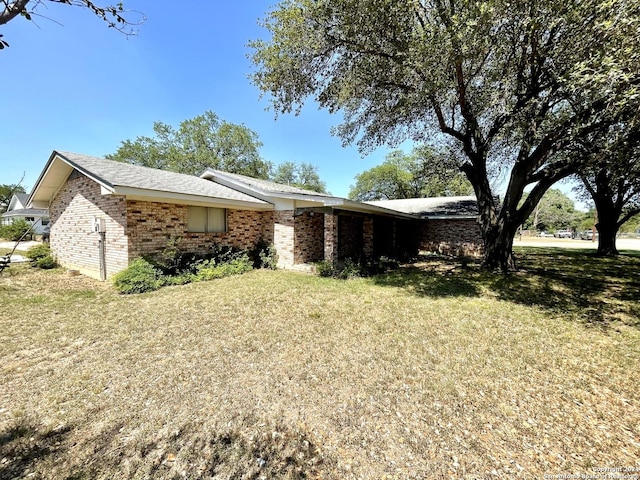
[1, 1, 401, 198]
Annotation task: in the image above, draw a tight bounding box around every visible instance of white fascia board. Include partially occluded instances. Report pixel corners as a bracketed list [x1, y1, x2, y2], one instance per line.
[424, 215, 478, 220]
[109, 186, 274, 211]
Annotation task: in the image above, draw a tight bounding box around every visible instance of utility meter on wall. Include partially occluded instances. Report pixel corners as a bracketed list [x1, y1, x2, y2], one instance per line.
[93, 217, 106, 233]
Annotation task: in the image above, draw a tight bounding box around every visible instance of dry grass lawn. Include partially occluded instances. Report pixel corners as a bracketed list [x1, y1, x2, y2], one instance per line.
[1, 248, 639, 479]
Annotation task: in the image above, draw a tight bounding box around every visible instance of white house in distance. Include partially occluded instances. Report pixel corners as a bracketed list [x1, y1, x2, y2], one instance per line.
[1, 193, 49, 235]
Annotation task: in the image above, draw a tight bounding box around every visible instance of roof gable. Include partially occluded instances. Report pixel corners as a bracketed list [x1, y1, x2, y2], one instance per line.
[29, 151, 272, 210]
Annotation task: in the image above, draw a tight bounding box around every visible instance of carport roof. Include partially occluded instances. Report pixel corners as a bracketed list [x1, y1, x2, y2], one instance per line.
[366, 196, 480, 219]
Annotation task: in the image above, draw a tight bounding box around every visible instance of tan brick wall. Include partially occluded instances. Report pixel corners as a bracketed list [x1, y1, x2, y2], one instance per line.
[49, 171, 128, 279]
[274, 210, 295, 267]
[420, 218, 483, 256]
[127, 200, 274, 259]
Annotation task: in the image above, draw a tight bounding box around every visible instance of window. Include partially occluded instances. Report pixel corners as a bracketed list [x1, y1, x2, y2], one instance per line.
[187, 206, 227, 233]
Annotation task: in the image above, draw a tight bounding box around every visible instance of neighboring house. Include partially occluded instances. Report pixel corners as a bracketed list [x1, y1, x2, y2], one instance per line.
[367, 196, 484, 257]
[29, 151, 430, 280]
[1, 193, 49, 235]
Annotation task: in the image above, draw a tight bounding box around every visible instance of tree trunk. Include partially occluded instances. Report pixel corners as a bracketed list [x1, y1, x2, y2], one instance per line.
[481, 221, 518, 273]
[596, 217, 619, 256]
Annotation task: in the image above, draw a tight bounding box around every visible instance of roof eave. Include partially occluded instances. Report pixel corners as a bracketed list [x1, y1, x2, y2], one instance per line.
[111, 186, 274, 210]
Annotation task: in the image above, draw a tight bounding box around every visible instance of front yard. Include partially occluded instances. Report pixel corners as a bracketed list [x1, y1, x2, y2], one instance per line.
[1, 249, 639, 478]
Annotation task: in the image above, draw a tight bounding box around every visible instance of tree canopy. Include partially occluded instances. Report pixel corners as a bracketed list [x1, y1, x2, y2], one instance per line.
[250, 0, 640, 271]
[522, 188, 580, 233]
[107, 111, 272, 179]
[272, 161, 328, 193]
[0, 0, 144, 49]
[349, 146, 472, 201]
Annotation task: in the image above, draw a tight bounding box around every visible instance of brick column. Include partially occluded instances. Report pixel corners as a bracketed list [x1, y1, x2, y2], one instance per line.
[274, 210, 295, 267]
[324, 213, 338, 262]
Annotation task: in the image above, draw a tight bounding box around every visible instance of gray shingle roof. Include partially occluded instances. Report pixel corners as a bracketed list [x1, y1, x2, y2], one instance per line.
[367, 196, 479, 218]
[206, 169, 332, 197]
[14, 193, 29, 205]
[57, 152, 270, 206]
[1, 208, 47, 217]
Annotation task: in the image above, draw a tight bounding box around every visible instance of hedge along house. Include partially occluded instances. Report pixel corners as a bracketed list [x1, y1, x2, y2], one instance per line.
[28, 151, 419, 280]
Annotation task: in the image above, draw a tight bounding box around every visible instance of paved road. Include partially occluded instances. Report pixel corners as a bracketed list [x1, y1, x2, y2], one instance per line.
[515, 237, 640, 251]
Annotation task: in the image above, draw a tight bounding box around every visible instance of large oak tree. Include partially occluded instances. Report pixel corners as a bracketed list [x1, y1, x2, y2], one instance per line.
[107, 111, 272, 179]
[573, 120, 640, 256]
[250, 0, 640, 271]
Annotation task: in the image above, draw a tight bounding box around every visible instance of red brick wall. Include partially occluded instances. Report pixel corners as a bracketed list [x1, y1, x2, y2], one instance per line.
[420, 218, 483, 256]
[127, 200, 274, 259]
[50, 172, 276, 279]
[294, 212, 324, 263]
[49, 171, 128, 279]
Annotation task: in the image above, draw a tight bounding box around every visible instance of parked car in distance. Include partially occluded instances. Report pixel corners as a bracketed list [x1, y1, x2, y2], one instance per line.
[538, 231, 554, 237]
[554, 229, 574, 238]
[579, 230, 598, 240]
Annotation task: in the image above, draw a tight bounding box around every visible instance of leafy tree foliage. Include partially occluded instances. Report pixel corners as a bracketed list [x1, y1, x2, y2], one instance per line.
[250, 0, 640, 271]
[272, 161, 328, 193]
[0, 180, 25, 214]
[107, 111, 272, 179]
[522, 189, 580, 233]
[349, 146, 472, 201]
[0, 0, 144, 49]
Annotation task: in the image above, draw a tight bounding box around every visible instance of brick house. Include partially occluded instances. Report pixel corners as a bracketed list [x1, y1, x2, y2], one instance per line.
[367, 197, 484, 257]
[29, 151, 442, 280]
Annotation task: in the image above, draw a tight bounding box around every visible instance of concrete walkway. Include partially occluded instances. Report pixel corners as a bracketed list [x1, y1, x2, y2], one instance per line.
[0, 240, 42, 263]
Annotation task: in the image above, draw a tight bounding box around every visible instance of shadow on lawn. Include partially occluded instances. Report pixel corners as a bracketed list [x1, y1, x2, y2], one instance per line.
[0, 420, 71, 480]
[373, 248, 640, 328]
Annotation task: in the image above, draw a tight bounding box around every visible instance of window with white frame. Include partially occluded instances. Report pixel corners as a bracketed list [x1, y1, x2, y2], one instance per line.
[187, 206, 227, 233]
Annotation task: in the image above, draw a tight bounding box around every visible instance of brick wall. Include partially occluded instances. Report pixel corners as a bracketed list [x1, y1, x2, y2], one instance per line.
[49, 171, 128, 279]
[338, 215, 364, 260]
[273, 210, 295, 267]
[420, 218, 483, 256]
[324, 213, 337, 262]
[127, 200, 274, 259]
[294, 212, 324, 263]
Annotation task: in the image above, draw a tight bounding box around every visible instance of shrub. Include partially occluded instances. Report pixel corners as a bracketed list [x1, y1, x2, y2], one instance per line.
[24, 243, 57, 269]
[0, 219, 32, 241]
[315, 260, 335, 277]
[112, 258, 163, 294]
[249, 239, 278, 269]
[194, 254, 253, 281]
[35, 255, 57, 269]
[25, 243, 51, 262]
[338, 258, 365, 279]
